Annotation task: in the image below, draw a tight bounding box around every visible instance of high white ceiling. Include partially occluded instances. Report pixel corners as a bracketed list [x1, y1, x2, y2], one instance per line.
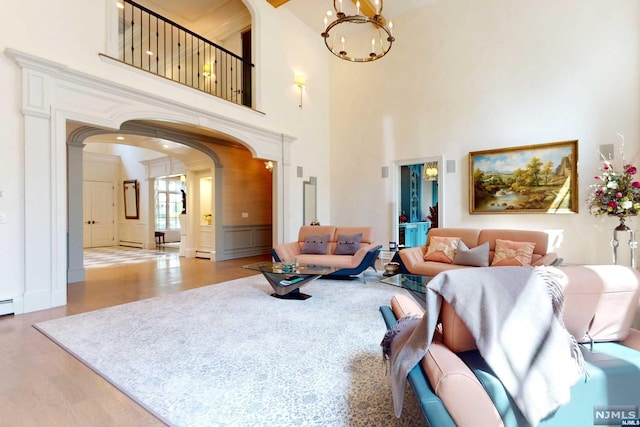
[139, 0, 434, 41]
[140, 0, 251, 42]
[280, 0, 433, 33]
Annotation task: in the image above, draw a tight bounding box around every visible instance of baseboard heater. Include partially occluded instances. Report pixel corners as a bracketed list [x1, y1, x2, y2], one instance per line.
[0, 299, 14, 316]
[119, 241, 144, 249]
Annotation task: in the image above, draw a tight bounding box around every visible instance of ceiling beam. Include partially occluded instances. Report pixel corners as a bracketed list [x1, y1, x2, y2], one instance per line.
[352, 0, 377, 18]
[267, 0, 290, 7]
[267, 0, 378, 16]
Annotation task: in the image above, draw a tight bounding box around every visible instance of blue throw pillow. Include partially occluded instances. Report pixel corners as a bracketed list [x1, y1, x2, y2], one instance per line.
[301, 234, 330, 255]
[335, 233, 363, 255]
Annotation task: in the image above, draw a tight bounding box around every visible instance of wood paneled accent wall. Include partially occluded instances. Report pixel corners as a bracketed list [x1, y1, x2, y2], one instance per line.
[205, 142, 273, 227]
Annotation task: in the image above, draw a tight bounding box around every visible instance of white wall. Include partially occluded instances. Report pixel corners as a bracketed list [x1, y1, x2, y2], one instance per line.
[329, 0, 640, 264]
[0, 0, 331, 309]
[256, 5, 332, 233]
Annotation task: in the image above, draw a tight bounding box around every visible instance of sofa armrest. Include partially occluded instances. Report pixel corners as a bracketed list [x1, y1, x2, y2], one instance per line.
[272, 242, 301, 262]
[423, 333, 505, 427]
[379, 306, 457, 426]
[398, 246, 427, 273]
[531, 251, 559, 266]
[350, 242, 379, 263]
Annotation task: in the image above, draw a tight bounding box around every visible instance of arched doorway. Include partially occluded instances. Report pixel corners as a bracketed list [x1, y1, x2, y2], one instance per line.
[10, 49, 294, 314]
[67, 120, 275, 283]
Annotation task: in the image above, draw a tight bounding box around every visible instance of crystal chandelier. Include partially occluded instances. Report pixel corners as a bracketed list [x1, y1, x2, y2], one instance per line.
[321, 0, 395, 62]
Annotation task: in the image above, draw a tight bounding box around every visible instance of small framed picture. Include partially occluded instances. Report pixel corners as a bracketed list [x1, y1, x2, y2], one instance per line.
[389, 241, 397, 251]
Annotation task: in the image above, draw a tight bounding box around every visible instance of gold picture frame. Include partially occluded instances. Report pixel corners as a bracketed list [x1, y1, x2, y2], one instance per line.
[469, 140, 578, 214]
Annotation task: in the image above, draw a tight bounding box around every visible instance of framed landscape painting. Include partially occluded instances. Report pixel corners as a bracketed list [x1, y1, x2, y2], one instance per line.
[469, 140, 578, 214]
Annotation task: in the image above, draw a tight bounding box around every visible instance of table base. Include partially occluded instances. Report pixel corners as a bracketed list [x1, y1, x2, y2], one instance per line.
[271, 288, 312, 300]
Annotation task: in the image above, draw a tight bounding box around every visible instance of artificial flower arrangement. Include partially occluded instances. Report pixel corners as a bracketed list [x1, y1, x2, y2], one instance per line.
[587, 136, 640, 218]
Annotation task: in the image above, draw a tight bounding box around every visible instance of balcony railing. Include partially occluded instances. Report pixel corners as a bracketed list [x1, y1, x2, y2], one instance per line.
[118, 0, 254, 107]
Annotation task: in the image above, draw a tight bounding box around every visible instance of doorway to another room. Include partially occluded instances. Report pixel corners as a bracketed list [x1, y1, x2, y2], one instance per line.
[83, 180, 116, 248]
[72, 126, 274, 282]
[154, 175, 187, 251]
[395, 157, 442, 249]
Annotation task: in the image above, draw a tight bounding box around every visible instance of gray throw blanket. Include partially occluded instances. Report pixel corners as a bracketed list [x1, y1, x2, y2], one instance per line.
[383, 266, 586, 426]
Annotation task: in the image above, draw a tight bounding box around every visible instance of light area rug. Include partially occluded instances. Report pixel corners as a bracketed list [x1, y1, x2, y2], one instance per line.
[35, 274, 426, 427]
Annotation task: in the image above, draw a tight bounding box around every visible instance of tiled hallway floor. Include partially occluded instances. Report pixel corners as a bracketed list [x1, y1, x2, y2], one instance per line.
[84, 246, 180, 269]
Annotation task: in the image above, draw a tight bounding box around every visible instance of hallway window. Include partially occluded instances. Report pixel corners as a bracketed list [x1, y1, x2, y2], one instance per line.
[155, 176, 184, 231]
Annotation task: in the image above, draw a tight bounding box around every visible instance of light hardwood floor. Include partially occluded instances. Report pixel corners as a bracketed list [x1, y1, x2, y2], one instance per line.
[0, 253, 271, 427]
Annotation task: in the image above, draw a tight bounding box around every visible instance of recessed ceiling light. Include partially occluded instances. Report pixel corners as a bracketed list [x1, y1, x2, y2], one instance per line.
[326, 10, 333, 16]
[116, 136, 124, 141]
[146, 50, 154, 56]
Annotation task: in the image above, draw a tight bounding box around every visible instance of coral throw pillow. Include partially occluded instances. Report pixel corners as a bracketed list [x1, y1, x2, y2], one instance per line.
[491, 239, 536, 266]
[424, 236, 460, 264]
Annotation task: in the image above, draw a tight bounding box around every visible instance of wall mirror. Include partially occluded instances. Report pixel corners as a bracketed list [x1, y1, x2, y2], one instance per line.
[303, 176, 317, 225]
[123, 179, 140, 219]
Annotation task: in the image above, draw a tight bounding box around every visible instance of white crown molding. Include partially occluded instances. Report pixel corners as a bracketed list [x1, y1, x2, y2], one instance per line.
[84, 151, 121, 165]
[5, 48, 296, 160]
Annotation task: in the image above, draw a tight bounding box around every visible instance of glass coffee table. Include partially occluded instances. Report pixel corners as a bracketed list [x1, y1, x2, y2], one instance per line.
[242, 262, 336, 300]
[380, 274, 431, 308]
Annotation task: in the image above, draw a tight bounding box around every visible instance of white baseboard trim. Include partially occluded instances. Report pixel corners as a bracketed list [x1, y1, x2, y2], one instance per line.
[21, 289, 66, 314]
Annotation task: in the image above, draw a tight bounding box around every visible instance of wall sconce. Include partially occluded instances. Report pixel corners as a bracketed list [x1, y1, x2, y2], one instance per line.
[264, 161, 274, 173]
[203, 63, 212, 78]
[295, 73, 306, 108]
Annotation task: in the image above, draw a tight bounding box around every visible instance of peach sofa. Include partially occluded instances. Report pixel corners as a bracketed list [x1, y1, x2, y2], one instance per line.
[380, 265, 640, 427]
[271, 226, 381, 279]
[397, 227, 559, 276]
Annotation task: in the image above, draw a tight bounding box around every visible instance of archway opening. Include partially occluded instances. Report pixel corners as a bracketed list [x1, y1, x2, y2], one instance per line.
[67, 119, 274, 284]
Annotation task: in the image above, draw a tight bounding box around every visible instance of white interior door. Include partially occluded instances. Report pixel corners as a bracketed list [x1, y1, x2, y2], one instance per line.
[83, 181, 115, 248]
